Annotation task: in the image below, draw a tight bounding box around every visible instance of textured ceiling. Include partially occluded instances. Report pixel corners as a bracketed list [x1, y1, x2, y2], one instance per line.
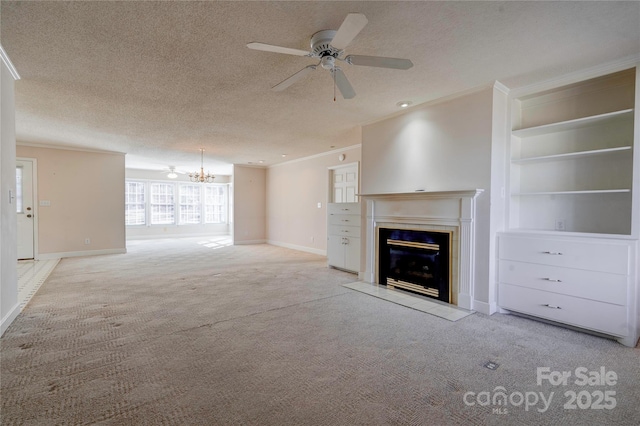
[2, 1, 639, 174]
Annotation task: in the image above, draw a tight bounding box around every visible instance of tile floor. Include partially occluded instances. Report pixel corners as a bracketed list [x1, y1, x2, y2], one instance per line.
[343, 281, 474, 321]
[17, 259, 59, 309]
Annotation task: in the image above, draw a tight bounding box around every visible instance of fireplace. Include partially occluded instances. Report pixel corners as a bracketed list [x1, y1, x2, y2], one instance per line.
[379, 228, 452, 303]
[361, 189, 483, 310]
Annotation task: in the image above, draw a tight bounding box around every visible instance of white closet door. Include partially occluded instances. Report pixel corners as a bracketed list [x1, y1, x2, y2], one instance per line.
[332, 164, 358, 203]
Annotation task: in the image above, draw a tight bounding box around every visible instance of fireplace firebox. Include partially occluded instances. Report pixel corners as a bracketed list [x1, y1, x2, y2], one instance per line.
[378, 228, 452, 303]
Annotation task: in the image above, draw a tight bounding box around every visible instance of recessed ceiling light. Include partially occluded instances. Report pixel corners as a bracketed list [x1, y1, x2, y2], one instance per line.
[259, 160, 265, 164]
[281, 154, 287, 157]
[397, 101, 412, 108]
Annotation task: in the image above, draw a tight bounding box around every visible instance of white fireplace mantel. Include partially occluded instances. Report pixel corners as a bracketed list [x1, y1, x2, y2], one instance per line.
[359, 189, 484, 311]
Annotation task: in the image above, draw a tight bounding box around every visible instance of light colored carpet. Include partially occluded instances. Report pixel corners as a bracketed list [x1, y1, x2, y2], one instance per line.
[1, 237, 639, 425]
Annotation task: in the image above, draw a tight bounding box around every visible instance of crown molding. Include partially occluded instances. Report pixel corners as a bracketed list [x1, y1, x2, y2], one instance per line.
[17, 141, 125, 156]
[268, 144, 362, 168]
[361, 82, 497, 127]
[233, 163, 267, 170]
[509, 54, 640, 99]
[493, 80, 510, 95]
[0, 44, 20, 80]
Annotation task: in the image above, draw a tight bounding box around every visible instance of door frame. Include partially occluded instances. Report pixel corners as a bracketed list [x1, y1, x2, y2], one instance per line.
[17, 157, 39, 260]
[328, 161, 359, 204]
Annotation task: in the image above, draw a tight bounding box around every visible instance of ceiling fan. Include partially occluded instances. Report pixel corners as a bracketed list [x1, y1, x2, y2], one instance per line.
[160, 166, 187, 179]
[247, 13, 413, 99]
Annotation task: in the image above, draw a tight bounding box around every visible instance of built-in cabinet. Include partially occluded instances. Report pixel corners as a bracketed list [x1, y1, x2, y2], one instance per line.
[498, 233, 636, 346]
[500, 67, 640, 347]
[327, 202, 361, 273]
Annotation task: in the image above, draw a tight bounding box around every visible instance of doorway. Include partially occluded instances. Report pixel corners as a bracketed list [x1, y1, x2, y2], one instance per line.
[16, 159, 36, 260]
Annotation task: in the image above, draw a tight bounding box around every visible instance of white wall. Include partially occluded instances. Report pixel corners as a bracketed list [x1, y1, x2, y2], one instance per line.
[361, 86, 506, 313]
[233, 165, 266, 244]
[125, 168, 231, 239]
[266, 145, 362, 255]
[1, 51, 19, 335]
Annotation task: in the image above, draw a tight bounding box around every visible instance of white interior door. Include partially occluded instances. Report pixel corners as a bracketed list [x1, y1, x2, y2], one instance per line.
[332, 164, 358, 203]
[17, 160, 35, 260]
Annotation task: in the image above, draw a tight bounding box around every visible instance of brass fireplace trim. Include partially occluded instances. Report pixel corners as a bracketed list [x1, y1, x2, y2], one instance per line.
[377, 226, 454, 304]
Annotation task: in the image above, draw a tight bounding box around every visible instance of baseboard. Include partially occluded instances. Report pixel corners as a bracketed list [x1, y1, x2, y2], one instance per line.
[472, 299, 496, 315]
[234, 239, 267, 245]
[1, 302, 20, 336]
[127, 232, 230, 241]
[267, 240, 326, 256]
[37, 248, 126, 260]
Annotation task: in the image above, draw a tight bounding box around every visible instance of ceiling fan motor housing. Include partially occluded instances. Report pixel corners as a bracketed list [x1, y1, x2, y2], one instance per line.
[310, 30, 340, 58]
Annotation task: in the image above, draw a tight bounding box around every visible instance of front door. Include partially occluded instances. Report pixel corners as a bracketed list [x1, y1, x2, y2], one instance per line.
[16, 159, 35, 260]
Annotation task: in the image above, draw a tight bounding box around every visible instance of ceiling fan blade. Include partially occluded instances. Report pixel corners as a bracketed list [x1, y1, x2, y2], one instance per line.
[330, 13, 368, 50]
[332, 68, 356, 99]
[247, 42, 310, 57]
[271, 65, 317, 91]
[346, 55, 413, 70]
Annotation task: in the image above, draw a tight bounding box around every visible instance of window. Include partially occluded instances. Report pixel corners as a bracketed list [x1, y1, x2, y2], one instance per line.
[125, 181, 145, 225]
[205, 185, 228, 223]
[150, 183, 175, 225]
[179, 184, 201, 224]
[125, 180, 229, 227]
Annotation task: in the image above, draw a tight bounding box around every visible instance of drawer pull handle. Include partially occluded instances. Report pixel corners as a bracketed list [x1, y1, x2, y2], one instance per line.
[542, 304, 562, 309]
[543, 278, 562, 282]
[542, 251, 563, 255]
[342, 219, 349, 222]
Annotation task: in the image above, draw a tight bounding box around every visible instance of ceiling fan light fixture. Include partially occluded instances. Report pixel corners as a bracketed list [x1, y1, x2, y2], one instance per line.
[167, 166, 178, 179]
[247, 13, 412, 99]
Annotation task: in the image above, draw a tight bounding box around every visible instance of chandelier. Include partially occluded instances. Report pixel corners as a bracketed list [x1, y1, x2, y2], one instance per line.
[189, 148, 215, 183]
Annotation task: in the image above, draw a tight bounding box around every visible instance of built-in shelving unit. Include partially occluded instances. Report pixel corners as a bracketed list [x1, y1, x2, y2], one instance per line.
[508, 68, 636, 235]
[499, 66, 639, 347]
[512, 108, 633, 137]
[512, 146, 631, 165]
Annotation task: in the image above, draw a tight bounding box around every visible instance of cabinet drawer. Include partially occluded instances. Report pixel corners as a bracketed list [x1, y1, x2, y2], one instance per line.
[499, 260, 627, 305]
[328, 225, 360, 237]
[499, 235, 629, 274]
[328, 214, 361, 227]
[328, 203, 360, 215]
[499, 283, 628, 337]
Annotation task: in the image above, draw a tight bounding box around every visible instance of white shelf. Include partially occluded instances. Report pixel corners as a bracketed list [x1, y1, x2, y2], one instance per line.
[512, 146, 632, 164]
[512, 109, 633, 138]
[513, 189, 631, 196]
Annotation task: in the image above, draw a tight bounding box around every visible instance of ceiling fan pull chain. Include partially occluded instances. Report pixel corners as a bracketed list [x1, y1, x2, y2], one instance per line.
[333, 69, 336, 102]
